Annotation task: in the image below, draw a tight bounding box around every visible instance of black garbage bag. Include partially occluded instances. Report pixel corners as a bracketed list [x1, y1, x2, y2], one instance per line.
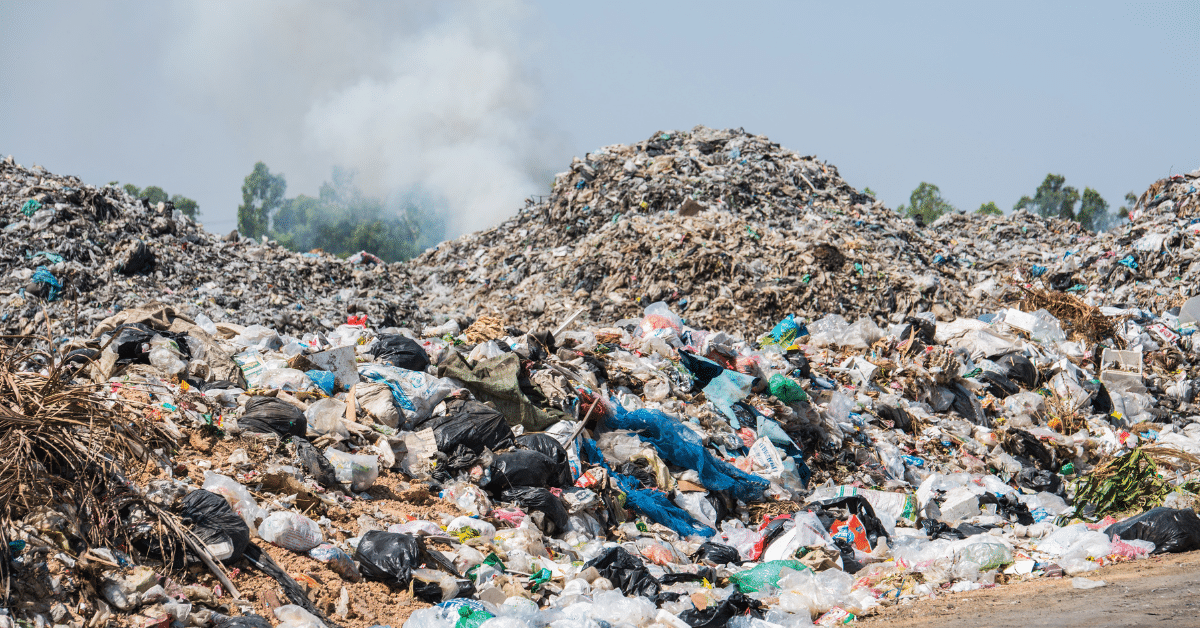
[679, 350, 725, 391]
[240, 396, 307, 439]
[834, 537, 865, 574]
[214, 615, 272, 628]
[617, 460, 657, 489]
[294, 437, 344, 491]
[978, 492, 1034, 525]
[1090, 381, 1114, 415]
[370, 334, 430, 372]
[950, 382, 990, 427]
[584, 547, 660, 598]
[691, 541, 741, 565]
[355, 531, 423, 586]
[483, 450, 558, 492]
[515, 433, 573, 487]
[1105, 507, 1200, 554]
[978, 371, 1019, 398]
[904, 316, 936, 344]
[499, 486, 569, 535]
[706, 490, 731, 525]
[876, 404, 913, 432]
[1017, 467, 1062, 494]
[180, 489, 250, 563]
[760, 515, 795, 547]
[922, 519, 991, 541]
[678, 591, 764, 628]
[418, 399, 516, 464]
[117, 240, 155, 275]
[659, 567, 715, 585]
[785, 351, 811, 378]
[1003, 429, 1057, 471]
[996, 353, 1038, 388]
[806, 495, 890, 548]
[109, 323, 156, 363]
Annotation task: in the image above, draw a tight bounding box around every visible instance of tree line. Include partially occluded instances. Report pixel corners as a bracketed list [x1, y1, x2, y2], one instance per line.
[236, 162, 445, 263]
[890, 174, 1137, 232]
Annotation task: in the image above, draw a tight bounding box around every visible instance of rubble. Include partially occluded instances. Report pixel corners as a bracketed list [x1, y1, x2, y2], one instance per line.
[0, 139, 1199, 628]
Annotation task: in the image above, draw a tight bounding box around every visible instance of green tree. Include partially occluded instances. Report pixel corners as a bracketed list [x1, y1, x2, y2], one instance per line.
[140, 185, 169, 205]
[862, 187, 877, 197]
[976, 201, 1002, 216]
[170, 194, 200, 219]
[123, 183, 142, 198]
[1117, 191, 1137, 221]
[238, 162, 286, 239]
[897, 182, 955, 224]
[1076, 187, 1110, 231]
[1015, 174, 1079, 220]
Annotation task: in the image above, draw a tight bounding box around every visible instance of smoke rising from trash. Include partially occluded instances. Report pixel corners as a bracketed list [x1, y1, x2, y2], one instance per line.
[166, 0, 563, 239]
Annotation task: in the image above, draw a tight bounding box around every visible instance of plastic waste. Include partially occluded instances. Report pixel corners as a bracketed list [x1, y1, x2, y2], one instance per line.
[258, 511, 323, 552]
[325, 448, 380, 491]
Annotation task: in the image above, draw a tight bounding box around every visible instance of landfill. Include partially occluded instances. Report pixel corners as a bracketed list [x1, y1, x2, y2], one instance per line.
[0, 132, 1199, 628]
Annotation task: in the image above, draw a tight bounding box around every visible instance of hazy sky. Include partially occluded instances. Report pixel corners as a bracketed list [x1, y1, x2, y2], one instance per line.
[2, 1, 1197, 237]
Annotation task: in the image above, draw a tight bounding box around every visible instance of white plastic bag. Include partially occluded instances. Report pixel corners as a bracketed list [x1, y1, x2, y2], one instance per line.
[326, 448, 380, 491]
[201, 472, 266, 528]
[258, 511, 323, 552]
[358, 364, 456, 423]
[147, 335, 187, 376]
[306, 398, 348, 437]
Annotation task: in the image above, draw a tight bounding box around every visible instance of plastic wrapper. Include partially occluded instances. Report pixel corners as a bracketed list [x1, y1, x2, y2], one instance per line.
[308, 543, 362, 582]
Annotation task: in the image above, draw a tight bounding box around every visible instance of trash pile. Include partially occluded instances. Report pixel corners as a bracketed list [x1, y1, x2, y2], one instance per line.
[0, 154, 427, 337]
[1, 142, 1200, 628]
[404, 126, 1091, 332]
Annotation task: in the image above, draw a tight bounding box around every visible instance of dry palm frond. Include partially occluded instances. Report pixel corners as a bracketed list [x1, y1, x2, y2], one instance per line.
[1017, 287, 1120, 345]
[0, 337, 180, 599]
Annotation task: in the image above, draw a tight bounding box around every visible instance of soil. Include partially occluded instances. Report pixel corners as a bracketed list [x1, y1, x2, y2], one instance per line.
[172, 432, 466, 628]
[861, 550, 1200, 628]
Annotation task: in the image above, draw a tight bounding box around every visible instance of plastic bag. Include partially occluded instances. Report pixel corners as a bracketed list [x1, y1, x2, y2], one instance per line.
[442, 482, 493, 516]
[515, 433, 573, 487]
[326, 449, 380, 491]
[499, 487, 568, 535]
[355, 530, 423, 587]
[359, 363, 456, 423]
[258, 511, 323, 552]
[308, 543, 362, 582]
[201, 472, 266, 528]
[240, 397, 307, 439]
[419, 399, 517, 467]
[305, 398, 347, 437]
[148, 335, 187, 376]
[355, 382, 402, 428]
[730, 560, 809, 593]
[484, 450, 560, 492]
[448, 516, 498, 543]
[692, 541, 742, 565]
[1104, 507, 1200, 554]
[294, 436, 343, 491]
[636, 301, 683, 341]
[584, 547, 660, 597]
[370, 334, 430, 371]
[273, 605, 322, 628]
[181, 489, 250, 562]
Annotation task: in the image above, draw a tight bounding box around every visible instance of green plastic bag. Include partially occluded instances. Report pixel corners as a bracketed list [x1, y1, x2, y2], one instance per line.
[728, 559, 809, 593]
[769, 373, 808, 403]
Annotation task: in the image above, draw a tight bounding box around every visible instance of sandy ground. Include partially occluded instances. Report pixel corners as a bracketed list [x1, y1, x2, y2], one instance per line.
[860, 550, 1200, 628]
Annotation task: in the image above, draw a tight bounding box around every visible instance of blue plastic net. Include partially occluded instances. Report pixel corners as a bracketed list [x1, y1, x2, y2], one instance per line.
[608, 402, 769, 503]
[579, 437, 713, 538]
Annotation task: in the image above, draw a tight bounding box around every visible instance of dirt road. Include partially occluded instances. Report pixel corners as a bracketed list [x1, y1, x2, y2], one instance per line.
[860, 550, 1200, 628]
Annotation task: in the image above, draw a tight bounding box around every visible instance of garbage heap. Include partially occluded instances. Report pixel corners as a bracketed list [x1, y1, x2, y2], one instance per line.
[4, 283, 1200, 628]
[1, 143, 1200, 628]
[0, 155, 428, 337]
[404, 126, 1090, 332]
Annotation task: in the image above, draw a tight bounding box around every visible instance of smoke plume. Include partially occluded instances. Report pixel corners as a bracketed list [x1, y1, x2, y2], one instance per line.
[165, 0, 561, 237]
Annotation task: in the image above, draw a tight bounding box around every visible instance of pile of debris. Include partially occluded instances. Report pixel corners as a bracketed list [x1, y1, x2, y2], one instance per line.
[0, 155, 428, 338]
[406, 127, 1092, 333]
[1, 136, 1200, 628]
